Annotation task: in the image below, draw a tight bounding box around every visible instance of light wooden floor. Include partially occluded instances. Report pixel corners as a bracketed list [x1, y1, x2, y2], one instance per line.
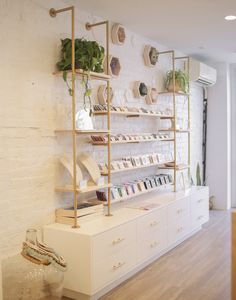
[64, 210, 231, 300]
[100, 210, 231, 300]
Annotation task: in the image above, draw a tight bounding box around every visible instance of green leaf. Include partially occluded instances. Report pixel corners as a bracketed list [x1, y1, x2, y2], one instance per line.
[63, 71, 67, 82]
[84, 89, 92, 97]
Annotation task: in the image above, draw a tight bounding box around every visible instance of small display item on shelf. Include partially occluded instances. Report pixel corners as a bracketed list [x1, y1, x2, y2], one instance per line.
[145, 87, 158, 105]
[90, 133, 162, 144]
[93, 104, 173, 118]
[78, 152, 101, 184]
[76, 109, 94, 130]
[60, 155, 87, 188]
[96, 173, 173, 202]
[97, 85, 113, 105]
[99, 152, 173, 176]
[98, 163, 108, 174]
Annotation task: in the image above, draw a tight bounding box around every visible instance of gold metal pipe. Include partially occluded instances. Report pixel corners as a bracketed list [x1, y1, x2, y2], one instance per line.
[158, 50, 175, 55]
[172, 52, 177, 192]
[187, 57, 191, 181]
[175, 56, 189, 60]
[105, 21, 112, 217]
[85, 20, 112, 216]
[86, 21, 108, 30]
[50, 6, 79, 228]
[49, 6, 74, 17]
[70, 7, 79, 229]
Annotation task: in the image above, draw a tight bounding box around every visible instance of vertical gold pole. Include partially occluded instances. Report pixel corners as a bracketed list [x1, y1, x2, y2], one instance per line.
[71, 7, 79, 228]
[49, 6, 79, 228]
[105, 21, 112, 216]
[187, 57, 191, 183]
[172, 51, 177, 192]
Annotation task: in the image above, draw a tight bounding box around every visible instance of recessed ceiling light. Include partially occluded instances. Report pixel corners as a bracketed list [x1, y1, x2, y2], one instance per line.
[225, 15, 236, 21]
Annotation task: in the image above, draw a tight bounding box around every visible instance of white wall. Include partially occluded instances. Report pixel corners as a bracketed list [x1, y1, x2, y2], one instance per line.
[206, 62, 231, 209]
[0, 0, 203, 258]
[230, 64, 236, 207]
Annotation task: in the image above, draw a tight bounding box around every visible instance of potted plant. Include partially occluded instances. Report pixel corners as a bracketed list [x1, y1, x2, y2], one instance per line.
[56, 38, 105, 115]
[164, 70, 189, 93]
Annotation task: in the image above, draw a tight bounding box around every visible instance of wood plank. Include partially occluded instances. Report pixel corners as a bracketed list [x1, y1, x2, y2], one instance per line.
[232, 211, 236, 300]
[99, 210, 230, 300]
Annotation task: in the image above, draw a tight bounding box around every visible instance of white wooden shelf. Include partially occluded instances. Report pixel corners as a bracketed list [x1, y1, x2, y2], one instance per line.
[101, 161, 174, 176]
[158, 164, 190, 170]
[53, 69, 110, 81]
[158, 91, 189, 96]
[55, 183, 112, 194]
[92, 138, 174, 146]
[159, 128, 190, 133]
[93, 110, 174, 119]
[55, 129, 109, 135]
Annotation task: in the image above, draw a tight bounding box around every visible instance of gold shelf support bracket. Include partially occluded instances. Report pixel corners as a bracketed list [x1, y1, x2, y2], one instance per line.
[174, 55, 191, 185]
[49, 6, 80, 229]
[86, 20, 113, 217]
[157, 50, 177, 192]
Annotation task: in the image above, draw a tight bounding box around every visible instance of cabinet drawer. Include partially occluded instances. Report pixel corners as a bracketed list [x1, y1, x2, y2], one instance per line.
[168, 197, 190, 222]
[93, 221, 136, 262]
[191, 210, 209, 230]
[137, 208, 167, 241]
[168, 215, 190, 245]
[191, 191, 209, 213]
[93, 245, 136, 291]
[137, 227, 167, 262]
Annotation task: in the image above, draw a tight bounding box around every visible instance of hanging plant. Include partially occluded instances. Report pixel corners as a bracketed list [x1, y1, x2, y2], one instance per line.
[56, 38, 105, 112]
[164, 70, 189, 93]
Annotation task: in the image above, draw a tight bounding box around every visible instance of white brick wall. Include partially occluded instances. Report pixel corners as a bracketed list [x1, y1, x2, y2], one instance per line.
[0, 0, 203, 257]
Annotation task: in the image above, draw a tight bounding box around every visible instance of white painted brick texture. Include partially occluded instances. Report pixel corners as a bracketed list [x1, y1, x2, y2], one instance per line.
[0, 0, 203, 257]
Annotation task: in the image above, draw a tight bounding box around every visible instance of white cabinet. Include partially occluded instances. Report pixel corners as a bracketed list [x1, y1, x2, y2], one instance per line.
[190, 188, 209, 230]
[92, 221, 137, 291]
[44, 187, 209, 299]
[167, 197, 191, 245]
[137, 208, 167, 262]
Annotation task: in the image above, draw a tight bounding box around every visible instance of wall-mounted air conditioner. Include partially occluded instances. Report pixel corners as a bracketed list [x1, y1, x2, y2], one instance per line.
[189, 58, 217, 86]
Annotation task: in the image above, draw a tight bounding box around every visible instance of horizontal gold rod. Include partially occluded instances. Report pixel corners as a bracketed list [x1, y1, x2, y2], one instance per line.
[158, 50, 174, 55]
[86, 21, 108, 30]
[49, 6, 74, 17]
[175, 56, 189, 60]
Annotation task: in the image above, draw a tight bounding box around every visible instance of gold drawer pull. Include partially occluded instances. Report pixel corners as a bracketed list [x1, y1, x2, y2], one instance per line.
[150, 221, 159, 227]
[150, 241, 160, 248]
[197, 199, 204, 204]
[113, 261, 126, 270]
[177, 226, 183, 233]
[177, 209, 183, 214]
[112, 237, 125, 245]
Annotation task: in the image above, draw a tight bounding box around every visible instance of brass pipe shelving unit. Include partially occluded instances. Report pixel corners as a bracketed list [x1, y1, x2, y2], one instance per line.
[158, 51, 191, 192]
[50, 6, 112, 228]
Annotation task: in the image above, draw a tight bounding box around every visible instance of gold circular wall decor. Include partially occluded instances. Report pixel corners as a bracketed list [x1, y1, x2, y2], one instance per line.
[97, 85, 113, 105]
[143, 45, 159, 67]
[111, 23, 126, 45]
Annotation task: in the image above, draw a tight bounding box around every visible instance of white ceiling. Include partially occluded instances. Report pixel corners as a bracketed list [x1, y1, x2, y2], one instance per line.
[70, 0, 236, 63]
